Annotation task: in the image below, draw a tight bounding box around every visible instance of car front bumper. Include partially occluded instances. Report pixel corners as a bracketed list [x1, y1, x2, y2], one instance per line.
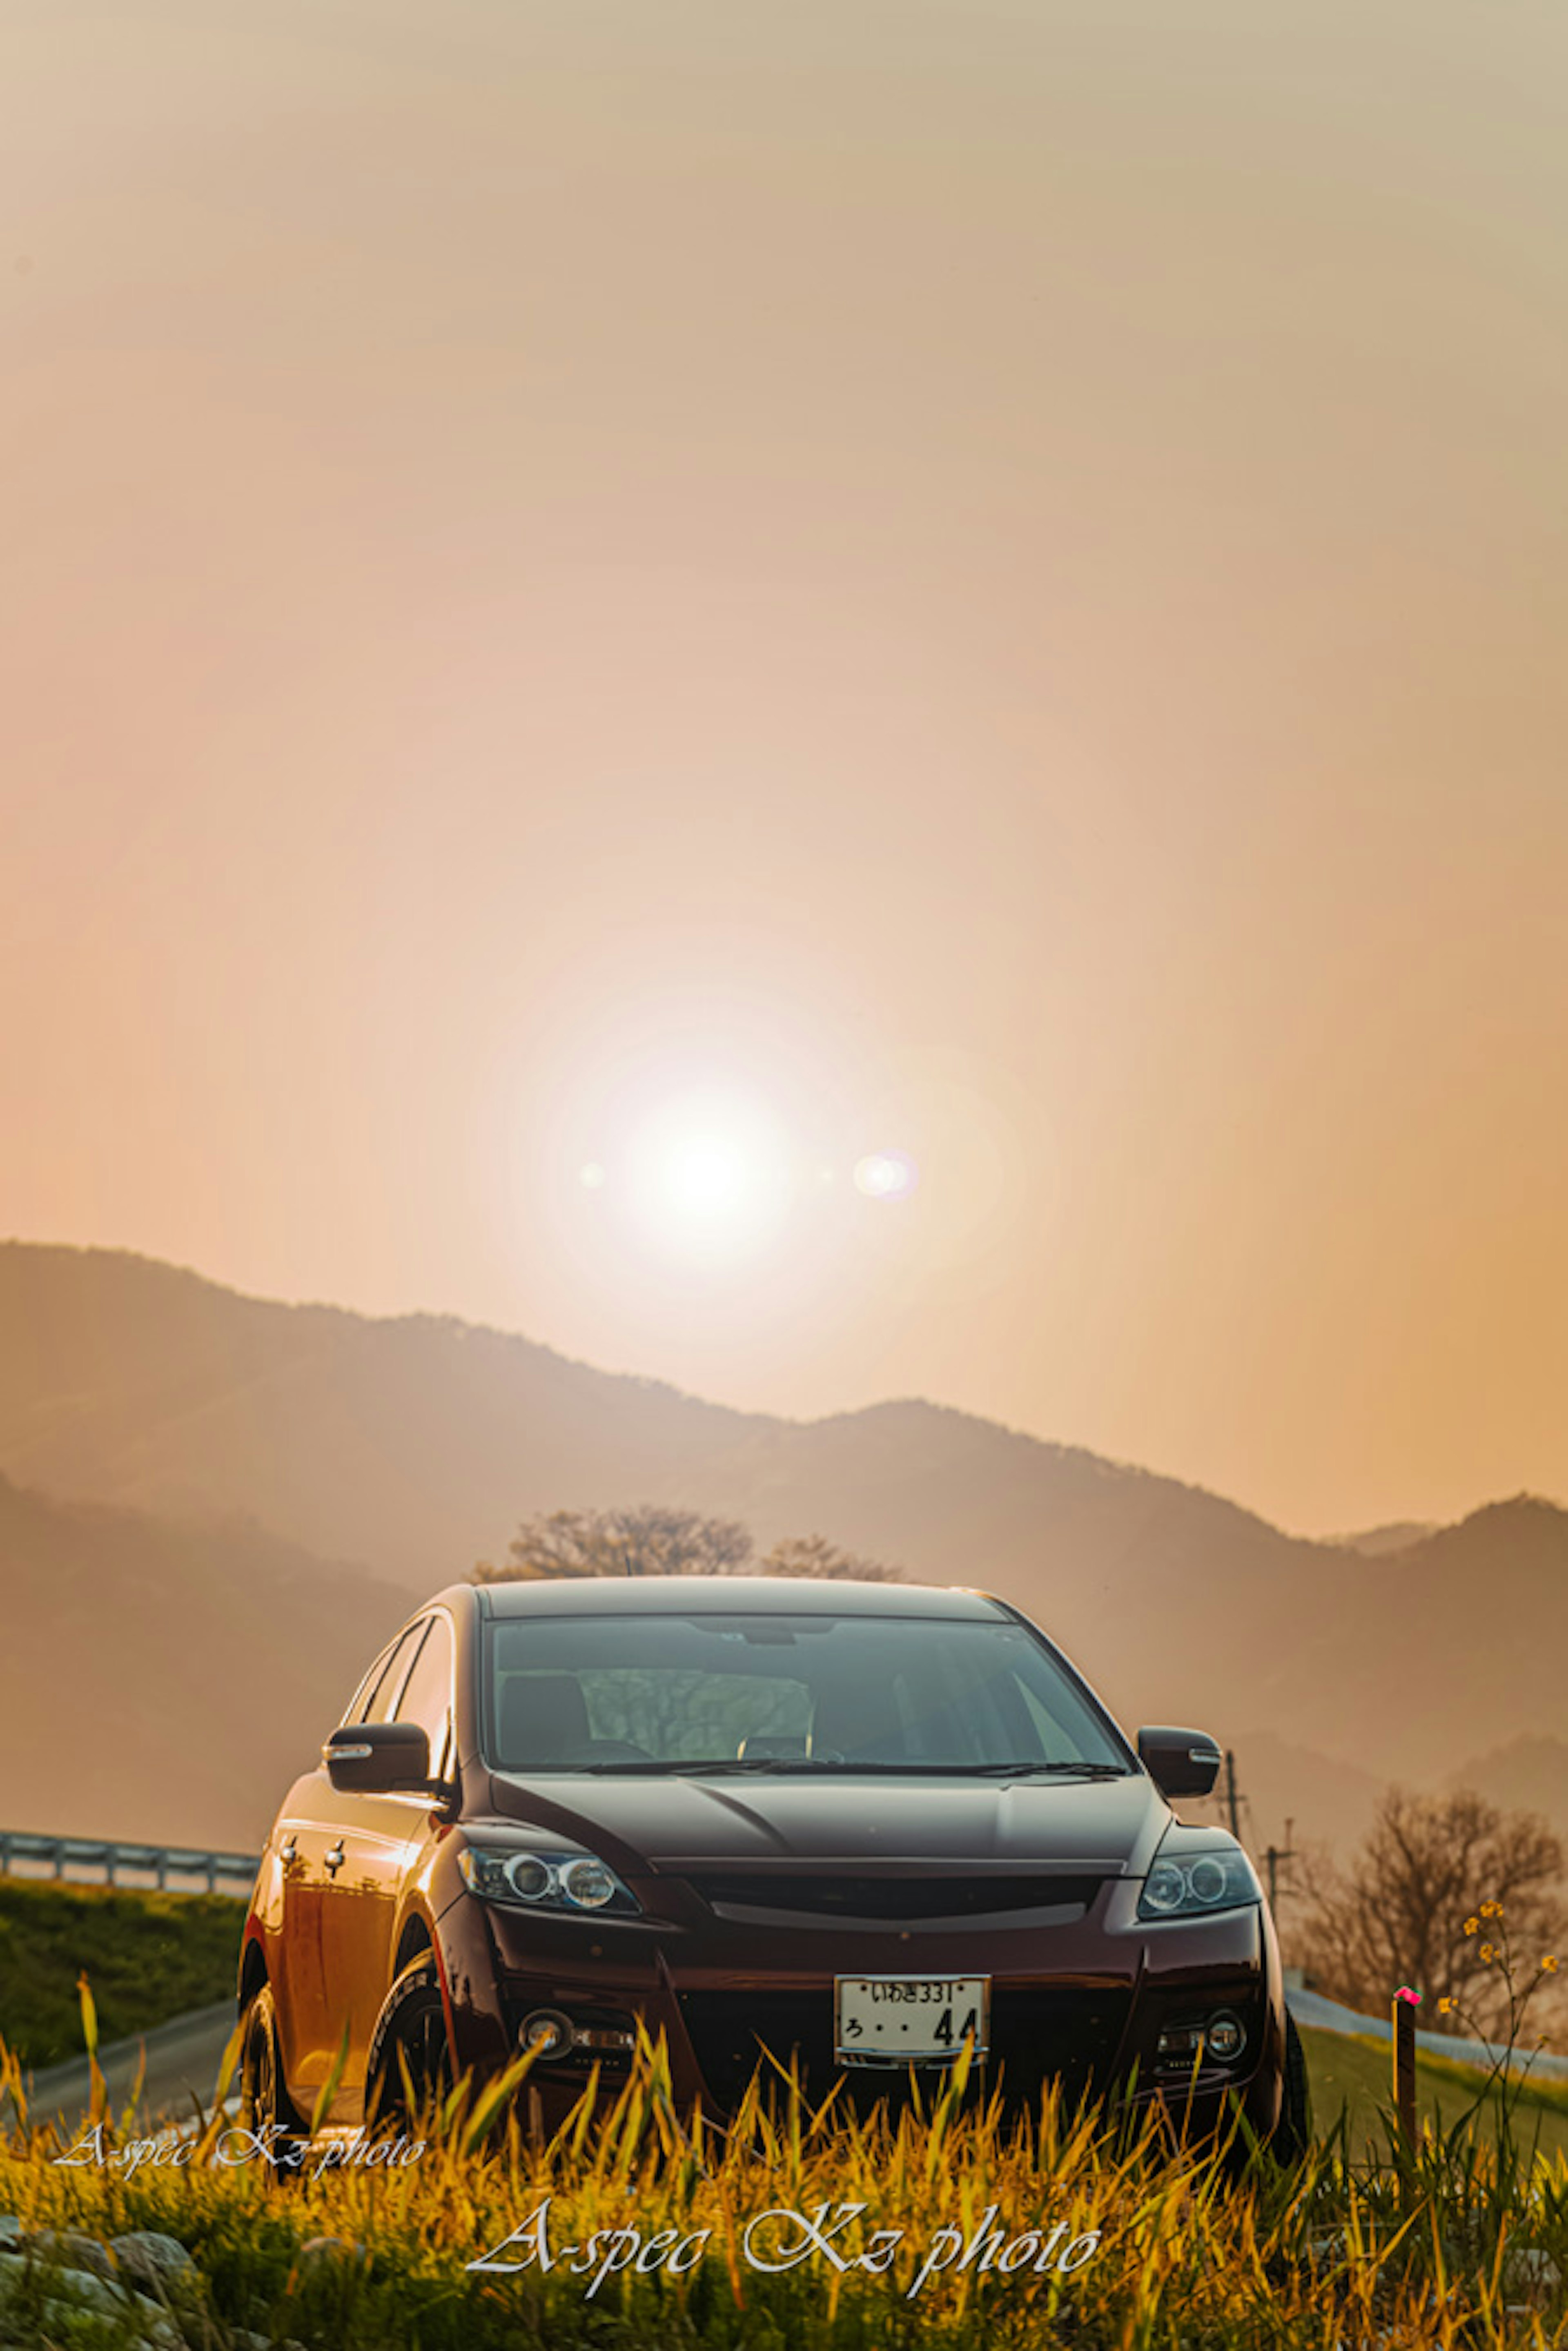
[433, 1870, 1288, 2142]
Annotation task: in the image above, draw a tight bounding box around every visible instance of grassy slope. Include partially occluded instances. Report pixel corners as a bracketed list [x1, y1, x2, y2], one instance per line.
[1300, 2022, 1568, 2160]
[0, 1982, 1562, 2346]
[0, 1879, 243, 2070]
[2, 2039, 1564, 2351]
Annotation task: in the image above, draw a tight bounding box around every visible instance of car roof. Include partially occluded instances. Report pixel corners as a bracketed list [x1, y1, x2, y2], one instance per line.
[472, 1574, 1009, 1622]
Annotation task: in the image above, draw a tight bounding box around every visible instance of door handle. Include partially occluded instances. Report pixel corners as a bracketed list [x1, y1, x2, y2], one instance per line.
[324, 1842, 345, 1876]
[279, 1837, 298, 1866]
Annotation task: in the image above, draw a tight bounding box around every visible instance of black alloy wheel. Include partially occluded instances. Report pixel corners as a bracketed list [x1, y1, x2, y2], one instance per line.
[365, 1958, 453, 2134]
[1275, 2009, 1311, 2162]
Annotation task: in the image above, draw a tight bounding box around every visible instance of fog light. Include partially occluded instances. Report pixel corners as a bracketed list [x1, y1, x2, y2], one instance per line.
[519, 2007, 573, 2057]
[1156, 2021, 1203, 2066]
[1156, 2010, 1247, 2068]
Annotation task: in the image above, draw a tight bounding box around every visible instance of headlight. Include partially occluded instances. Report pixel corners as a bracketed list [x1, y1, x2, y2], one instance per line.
[1138, 1838, 1260, 1921]
[459, 1845, 640, 1916]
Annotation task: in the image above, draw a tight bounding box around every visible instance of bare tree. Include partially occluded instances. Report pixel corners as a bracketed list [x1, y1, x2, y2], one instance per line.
[473, 1508, 905, 1585]
[758, 1532, 903, 1582]
[1293, 1786, 1567, 2039]
[474, 1504, 755, 1582]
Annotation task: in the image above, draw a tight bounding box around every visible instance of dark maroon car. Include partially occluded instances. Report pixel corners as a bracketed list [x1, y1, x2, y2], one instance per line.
[238, 1576, 1307, 2153]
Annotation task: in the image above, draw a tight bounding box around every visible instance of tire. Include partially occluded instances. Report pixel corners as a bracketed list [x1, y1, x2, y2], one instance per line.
[1274, 2010, 1311, 2162]
[238, 1981, 309, 2170]
[365, 1957, 452, 2134]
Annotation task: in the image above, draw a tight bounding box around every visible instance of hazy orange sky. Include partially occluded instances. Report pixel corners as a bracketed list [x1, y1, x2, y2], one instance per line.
[3, 0, 1566, 1536]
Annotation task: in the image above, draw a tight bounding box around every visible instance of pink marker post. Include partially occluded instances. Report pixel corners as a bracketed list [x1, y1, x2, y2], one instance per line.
[1392, 1986, 1422, 2144]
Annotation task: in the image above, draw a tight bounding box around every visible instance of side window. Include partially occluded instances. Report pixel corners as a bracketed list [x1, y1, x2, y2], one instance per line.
[362, 1626, 425, 1725]
[341, 1645, 395, 1727]
[395, 1616, 455, 1777]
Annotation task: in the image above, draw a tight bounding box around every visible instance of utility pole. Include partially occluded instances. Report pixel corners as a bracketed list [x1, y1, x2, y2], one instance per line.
[1265, 1818, 1296, 1910]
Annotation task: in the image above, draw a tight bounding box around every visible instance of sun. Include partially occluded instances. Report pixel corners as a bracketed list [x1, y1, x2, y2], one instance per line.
[659, 1134, 753, 1220]
[570, 1068, 922, 1270]
[621, 1089, 795, 1261]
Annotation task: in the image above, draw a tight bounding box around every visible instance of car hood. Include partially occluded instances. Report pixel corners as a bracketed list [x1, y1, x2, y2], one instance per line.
[479, 1768, 1167, 1880]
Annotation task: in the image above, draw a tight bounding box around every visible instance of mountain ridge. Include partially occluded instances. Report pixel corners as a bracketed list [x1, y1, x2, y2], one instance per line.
[0, 1238, 1307, 1537]
[1, 1240, 1562, 1832]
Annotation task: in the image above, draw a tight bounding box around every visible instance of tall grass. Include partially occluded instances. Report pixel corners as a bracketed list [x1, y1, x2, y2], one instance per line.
[1, 2028, 1564, 2348]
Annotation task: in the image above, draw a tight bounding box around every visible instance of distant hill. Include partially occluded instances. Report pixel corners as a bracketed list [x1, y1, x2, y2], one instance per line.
[1181, 1729, 1568, 1915]
[1328, 1522, 1439, 1558]
[0, 1472, 409, 1848]
[1447, 1736, 1568, 1849]
[1178, 1730, 1391, 1868]
[1263, 1498, 1568, 1784]
[0, 1241, 1564, 1847]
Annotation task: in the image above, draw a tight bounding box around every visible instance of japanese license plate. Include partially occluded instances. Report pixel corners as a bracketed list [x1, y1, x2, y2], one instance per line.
[833, 1974, 990, 2064]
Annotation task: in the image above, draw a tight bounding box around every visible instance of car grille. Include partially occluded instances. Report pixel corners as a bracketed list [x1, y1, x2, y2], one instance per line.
[677, 1984, 1132, 2114]
[688, 1873, 1102, 1922]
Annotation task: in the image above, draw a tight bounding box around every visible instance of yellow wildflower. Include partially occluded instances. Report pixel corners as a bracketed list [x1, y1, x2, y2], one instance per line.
[1437, 1997, 1456, 2015]
[1480, 1900, 1503, 1919]
[1479, 1943, 1496, 1964]
[1463, 1916, 1480, 1936]
[1542, 1955, 1559, 1975]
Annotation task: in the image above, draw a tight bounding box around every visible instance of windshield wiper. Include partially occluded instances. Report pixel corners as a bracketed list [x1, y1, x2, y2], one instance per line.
[571, 1758, 789, 1776]
[577, 1757, 957, 1777]
[572, 1756, 1127, 1778]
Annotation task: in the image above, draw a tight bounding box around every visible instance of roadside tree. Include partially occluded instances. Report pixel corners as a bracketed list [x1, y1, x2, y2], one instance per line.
[1294, 1786, 1566, 2044]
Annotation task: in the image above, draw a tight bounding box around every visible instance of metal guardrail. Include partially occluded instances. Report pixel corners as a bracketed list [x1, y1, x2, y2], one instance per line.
[1287, 1982, 1568, 2079]
[0, 1830, 260, 1893]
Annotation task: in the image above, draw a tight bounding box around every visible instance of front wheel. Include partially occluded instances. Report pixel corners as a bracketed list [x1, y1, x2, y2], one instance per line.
[1273, 2011, 1311, 2162]
[365, 1957, 452, 2134]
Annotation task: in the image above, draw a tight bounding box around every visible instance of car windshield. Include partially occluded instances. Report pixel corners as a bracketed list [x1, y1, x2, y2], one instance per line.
[483, 1610, 1129, 1776]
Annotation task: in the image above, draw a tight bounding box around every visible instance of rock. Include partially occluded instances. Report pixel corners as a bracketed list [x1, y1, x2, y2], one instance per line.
[26, 2227, 115, 2277]
[110, 2230, 195, 2293]
[0, 2251, 181, 2345]
[27, 2262, 129, 2315]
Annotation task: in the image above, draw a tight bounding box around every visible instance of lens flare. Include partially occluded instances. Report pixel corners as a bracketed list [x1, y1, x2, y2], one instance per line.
[854, 1150, 918, 1201]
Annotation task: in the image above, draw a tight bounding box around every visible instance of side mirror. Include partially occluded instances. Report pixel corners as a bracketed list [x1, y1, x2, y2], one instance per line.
[1137, 1726, 1223, 1799]
[324, 1721, 432, 1795]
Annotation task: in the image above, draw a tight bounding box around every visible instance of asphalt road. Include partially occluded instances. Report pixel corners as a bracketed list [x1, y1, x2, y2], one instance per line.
[9, 2001, 240, 2135]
